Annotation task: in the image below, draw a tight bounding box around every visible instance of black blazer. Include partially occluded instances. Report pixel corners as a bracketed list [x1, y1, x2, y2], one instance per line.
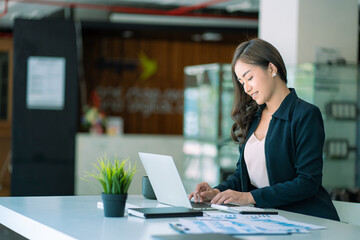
[215, 88, 339, 221]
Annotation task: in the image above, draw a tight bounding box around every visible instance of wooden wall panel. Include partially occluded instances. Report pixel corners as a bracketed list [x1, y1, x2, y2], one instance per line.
[0, 37, 13, 193]
[82, 29, 256, 135]
[0, 137, 11, 188]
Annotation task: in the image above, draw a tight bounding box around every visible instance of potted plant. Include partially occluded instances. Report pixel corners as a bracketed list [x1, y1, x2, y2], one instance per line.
[84, 154, 136, 217]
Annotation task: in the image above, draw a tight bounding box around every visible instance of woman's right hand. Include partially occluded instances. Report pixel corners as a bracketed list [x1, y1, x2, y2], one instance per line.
[188, 182, 220, 203]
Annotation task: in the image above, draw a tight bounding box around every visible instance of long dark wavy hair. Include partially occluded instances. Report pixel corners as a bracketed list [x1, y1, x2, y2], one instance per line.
[231, 38, 288, 144]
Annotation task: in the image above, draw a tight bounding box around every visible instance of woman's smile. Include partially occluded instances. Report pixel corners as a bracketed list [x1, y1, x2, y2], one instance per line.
[250, 91, 258, 99]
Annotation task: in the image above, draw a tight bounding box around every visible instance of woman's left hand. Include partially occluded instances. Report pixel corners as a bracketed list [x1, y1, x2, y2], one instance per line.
[210, 189, 256, 205]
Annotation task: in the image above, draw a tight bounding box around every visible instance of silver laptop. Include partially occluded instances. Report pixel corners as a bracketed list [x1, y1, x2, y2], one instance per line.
[138, 152, 214, 210]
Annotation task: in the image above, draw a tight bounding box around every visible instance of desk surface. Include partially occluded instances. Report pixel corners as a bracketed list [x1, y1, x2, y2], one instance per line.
[0, 195, 359, 240]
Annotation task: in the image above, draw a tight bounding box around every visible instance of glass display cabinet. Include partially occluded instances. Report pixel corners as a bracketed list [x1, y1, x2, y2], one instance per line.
[183, 63, 360, 193]
[183, 63, 238, 192]
[287, 63, 360, 190]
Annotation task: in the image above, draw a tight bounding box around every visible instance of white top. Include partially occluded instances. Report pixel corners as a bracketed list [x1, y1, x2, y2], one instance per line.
[244, 132, 270, 188]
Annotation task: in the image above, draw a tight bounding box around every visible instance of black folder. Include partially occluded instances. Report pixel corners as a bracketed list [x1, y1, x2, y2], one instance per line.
[127, 207, 203, 219]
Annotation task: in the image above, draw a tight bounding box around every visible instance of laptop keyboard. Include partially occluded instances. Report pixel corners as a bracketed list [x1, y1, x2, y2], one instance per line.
[190, 202, 218, 211]
[191, 201, 254, 211]
[211, 204, 265, 213]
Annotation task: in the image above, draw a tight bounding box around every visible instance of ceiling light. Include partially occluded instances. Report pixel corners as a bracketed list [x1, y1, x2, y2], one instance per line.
[226, 0, 259, 12]
[202, 32, 222, 41]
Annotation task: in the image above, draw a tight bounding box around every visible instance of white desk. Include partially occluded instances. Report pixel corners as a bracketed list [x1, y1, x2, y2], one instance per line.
[0, 195, 359, 240]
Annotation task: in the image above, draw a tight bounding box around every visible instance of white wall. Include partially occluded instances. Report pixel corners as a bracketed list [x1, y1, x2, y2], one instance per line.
[259, 0, 299, 66]
[297, 0, 358, 64]
[259, 0, 358, 65]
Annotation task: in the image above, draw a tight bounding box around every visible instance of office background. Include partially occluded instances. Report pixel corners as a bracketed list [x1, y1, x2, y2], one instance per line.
[0, 0, 360, 206]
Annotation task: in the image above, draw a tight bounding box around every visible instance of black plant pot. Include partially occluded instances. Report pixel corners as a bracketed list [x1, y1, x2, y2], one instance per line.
[101, 193, 127, 217]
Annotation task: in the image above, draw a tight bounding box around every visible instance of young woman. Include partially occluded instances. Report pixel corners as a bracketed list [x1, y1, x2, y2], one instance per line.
[188, 38, 339, 221]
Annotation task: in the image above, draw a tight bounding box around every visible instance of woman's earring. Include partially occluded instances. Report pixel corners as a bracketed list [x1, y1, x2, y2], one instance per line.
[272, 73, 277, 77]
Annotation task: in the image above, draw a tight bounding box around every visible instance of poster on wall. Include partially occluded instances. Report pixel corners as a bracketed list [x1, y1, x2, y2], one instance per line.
[26, 56, 66, 110]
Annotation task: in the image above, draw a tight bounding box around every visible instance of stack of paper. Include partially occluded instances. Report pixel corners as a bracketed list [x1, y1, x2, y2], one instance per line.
[170, 212, 325, 235]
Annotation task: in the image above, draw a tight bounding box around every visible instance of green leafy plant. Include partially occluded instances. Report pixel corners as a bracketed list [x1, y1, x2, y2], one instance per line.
[84, 154, 136, 194]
